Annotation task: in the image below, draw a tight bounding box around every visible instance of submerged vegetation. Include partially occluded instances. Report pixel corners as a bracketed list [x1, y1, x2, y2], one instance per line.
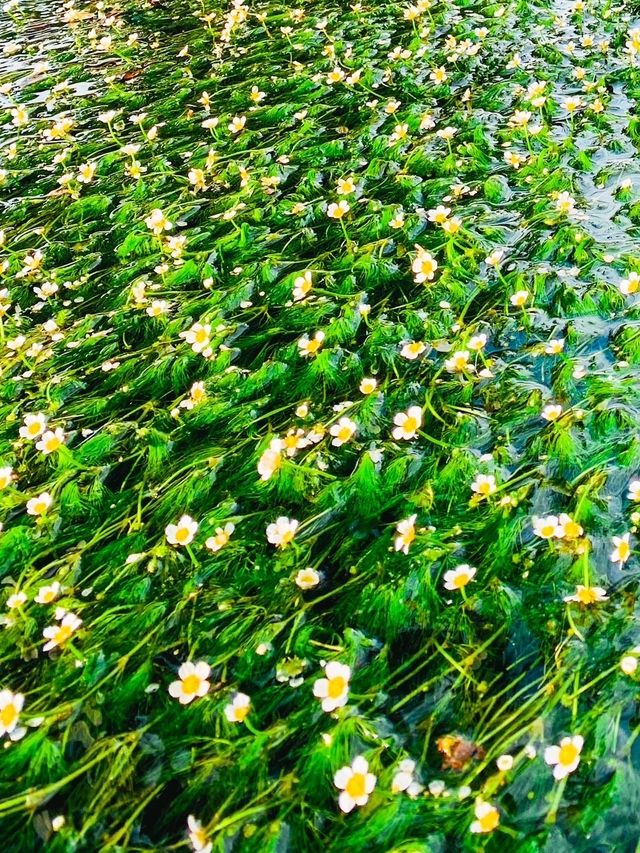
[3, 0, 640, 847]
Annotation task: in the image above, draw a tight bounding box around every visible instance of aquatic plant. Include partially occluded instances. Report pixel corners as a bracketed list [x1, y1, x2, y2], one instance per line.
[1, 0, 640, 848]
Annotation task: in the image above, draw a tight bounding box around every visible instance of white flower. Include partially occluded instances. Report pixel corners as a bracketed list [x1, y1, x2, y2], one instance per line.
[359, 377, 377, 394]
[542, 403, 563, 422]
[295, 568, 320, 589]
[471, 473, 496, 497]
[468, 334, 487, 351]
[470, 800, 500, 834]
[6, 591, 26, 609]
[510, 289, 529, 307]
[187, 815, 212, 853]
[619, 271, 640, 296]
[445, 350, 473, 373]
[329, 417, 357, 447]
[42, 612, 81, 651]
[412, 248, 438, 283]
[35, 582, 61, 604]
[563, 585, 608, 605]
[313, 661, 351, 712]
[621, 655, 638, 675]
[228, 115, 246, 134]
[327, 200, 350, 219]
[181, 323, 211, 355]
[26, 492, 52, 516]
[496, 754, 514, 771]
[334, 755, 377, 813]
[532, 515, 560, 539]
[394, 514, 416, 555]
[555, 513, 583, 539]
[0, 690, 25, 739]
[224, 691, 250, 722]
[298, 331, 325, 357]
[400, 340, 426, 360]
[168, 661, 211, 704]
[391, 759, 423, 796]
[555, 191, 576, 215]
[392, 406, 422, 440]
[19, 412, 47, 440]
[165, 515, 199, 547]
[293, 271, 313, 301]
[443, 564, 476, 590]
[485, 249, 504, 267]
[544, 735, 583, 780]
[145, 208, 173, 234]
[266, 517, 299, 548]
[610, 532, 631, 565]
[258, 439, 283, 481]
[35, 427, 65, 455]
[205, 523, 235, 552]
[545, 339, 565, 354]
[627, 480, 640, 502]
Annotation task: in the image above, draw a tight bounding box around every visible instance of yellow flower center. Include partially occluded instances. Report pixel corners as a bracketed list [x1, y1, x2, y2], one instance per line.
[193, 829, 207, 846]
[306, 339, 321, 353]
[563, 520, 581, 538]
[576, 588, 598, 604]
[194, 329, 208, 344]
[403, 417, 417, 433]
[479, 808, 499, 832]
[540, 523, 555, 537]
[54, 625, 73, 646]
[558, 743, 579, 766]
[618, 542, 630, 560]
[401, 529, 415, 546]
[175, 527, 191, 544]
[337, 426, 352, 441]
[452, 572, 470, 589]
[182, 674, 201, 695]
[477, 482, 492, 495]
[234, 704, 249, 722]
[327, 676, 347, 699]
[280, 529, 295, 545]
[345, 772, 367, 799]
[27, 422, 42, 436]
[0, 703, 18, 729]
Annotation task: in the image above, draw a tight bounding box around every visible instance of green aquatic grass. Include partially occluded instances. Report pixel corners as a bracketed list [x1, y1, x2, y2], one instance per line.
[2, 0, 640, 848]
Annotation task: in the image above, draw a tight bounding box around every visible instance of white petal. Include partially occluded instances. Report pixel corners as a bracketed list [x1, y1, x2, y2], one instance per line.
[338, 791, 355, 813]
[333, 767, 351, 789]
[178, 662, 195, 679]
[553, 763, 568, 780]
[352, 755, 368, 774]
[194, 661, 211, 679]
[313, 679, 329, 698]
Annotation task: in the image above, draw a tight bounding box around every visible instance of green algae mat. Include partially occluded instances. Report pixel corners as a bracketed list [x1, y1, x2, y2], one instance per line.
[3, 0, 640, 848]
